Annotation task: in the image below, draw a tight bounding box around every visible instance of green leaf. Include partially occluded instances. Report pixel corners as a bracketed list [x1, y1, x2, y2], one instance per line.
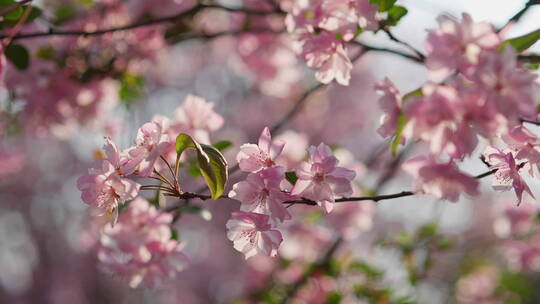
[5, 44, 29, 70]
[119, 73, 144, 103]
[369, 0, 397, 11]
[402, 87, 423, 101]
[390, 112, 408, 156]
[285, 171, 298, 185]
[385, 5, 408, 26]
[326, 291, 342, 304]
[175, 133, 228, 199]
[499, 28, 540, 52]
[212, 140, 232, 151]
[4, 6, 22, 20]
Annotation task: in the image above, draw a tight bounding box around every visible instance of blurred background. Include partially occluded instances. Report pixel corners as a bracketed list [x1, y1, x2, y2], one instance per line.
[1, 0, 540, 303]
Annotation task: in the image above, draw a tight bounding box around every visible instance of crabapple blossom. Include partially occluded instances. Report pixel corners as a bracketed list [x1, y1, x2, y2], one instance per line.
[291, 143, 356, 213]
[127, 120, 170, 177]
[503, 126, 540, 178]
[425, 13, 501, 82]
[375, 77, 402, 139]
[98, 198, 189, 288]
[76, 160, 140, 223]
[226, 211, 283, 259]
[402, 156, 479, 202]
[237, 127, 285, 173]
[471, 48, 539, 123]
[229, 167, 296, 223]
[483, 146, 534, 205]
[170, 94, 224, 144]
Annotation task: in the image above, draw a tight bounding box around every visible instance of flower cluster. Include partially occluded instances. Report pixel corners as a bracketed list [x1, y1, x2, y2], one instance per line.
[376, 13, 539, 203]
[285, 0, 381, 85]
[98, 198, 189, 288]
[227, 127, 355, 258]
[76, 94, 223, 287]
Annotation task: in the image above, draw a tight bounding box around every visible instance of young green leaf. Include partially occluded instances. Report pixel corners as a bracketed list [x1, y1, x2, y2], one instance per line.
[5, 44, 30, 70]
[391, 113, 408, 156]
[385, 5, 408, 26]
[285, 171, 298, 185]
[175, 133, 228, 199]
[498, 28, 540, 52]
[212, 140, 232, 151]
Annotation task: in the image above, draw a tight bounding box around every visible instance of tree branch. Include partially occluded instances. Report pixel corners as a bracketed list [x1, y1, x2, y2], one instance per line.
[500, 0, 540, 31]
[0, 3, 283, 41]
[351, 41, 425, 63]
[382, 28, 426, 61]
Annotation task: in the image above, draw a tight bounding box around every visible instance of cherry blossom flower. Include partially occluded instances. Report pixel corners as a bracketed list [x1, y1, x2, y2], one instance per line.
[483, 146, 534, 205]
[229, 167, 295, 222]
[503, 126, 540, 178]
[76, 161, 140, 223]
[425, 13, 501, 81]
[375, 78, 402, 138]
[471, 48, 538, 123]
[237, 127, 285, 173]
[291, 143, 356, 213]
[171, 94, 224, 144]
[103, 137, 138, 176]
[98, 198, 189, 288]
[226, 211, 283, 259]
[127, 120, 170, 177]
[402, 155, 479, 202]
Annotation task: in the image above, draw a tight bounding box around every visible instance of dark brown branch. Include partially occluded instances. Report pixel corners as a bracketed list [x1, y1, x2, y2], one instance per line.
[519, 54, 540, 63]
[382, 28, 426, 61]
[0, 3, 283, 41]
[352, 41, 424, 63]
[500, 0, 540, 31]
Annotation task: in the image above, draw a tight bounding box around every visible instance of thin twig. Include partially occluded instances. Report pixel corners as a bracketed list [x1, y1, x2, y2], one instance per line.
[0, 3, 283, 41]
[382, 28, 426, 61]
[499, 0, 540, 31]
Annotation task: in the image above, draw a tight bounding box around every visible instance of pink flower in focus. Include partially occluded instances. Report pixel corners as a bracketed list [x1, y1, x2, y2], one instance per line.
[237, 127, 285, 173]
[172, 94, 224, 144]
[402, 156, 479, 202]
[229, 167, 295, 222]
[77, 161, 140, 223]
[425, 13, 501, 81]
[103, 137, 138, 176]
[375, 77, 402, 138]
[128, 120, 170, 177]
[226, 211, 283, 259]
[504, 126, 540, 178]
[291, 143, 356, 213]
[98, 198, 189, 288]
[483, 146, 534, 205]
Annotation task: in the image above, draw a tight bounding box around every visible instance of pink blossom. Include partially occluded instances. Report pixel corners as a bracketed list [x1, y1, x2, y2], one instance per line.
[504, 126, 540, 177]
[171, 94, 224, 144]
[127, 120, 170, 177]
[493, 201, 538, 238]
[425, 13, 501, 81]
[76, 161, 140, 223]
[302, 34, 353, 85]
[291, 143, 356, 213]
[226, 211, 283, 259]
[98, 198, 189, 288]
[483, 146, 534, 205]
[471, 48, 538, 123]
[375, 77, 402, 138]
[229, 167, 295, 222]
[402, 156, 479, 202]
[103, 137, 138, 176]
[237, 127, 285, 173]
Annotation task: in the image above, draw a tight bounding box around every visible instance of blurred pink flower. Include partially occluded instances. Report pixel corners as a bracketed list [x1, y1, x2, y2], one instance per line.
[229, 167, 295, 222]
[403, 155, 479, 202]
[237, 127, 285, 173]
[98, 198, 189, 288]
[471, 48, 538, 123]
[226, 211, 283, 259]
[425, 13, 501, 82]
[77, 161, 140, 223]
[291, 143, 356, 213]
[172, 94, 224, 144]
[375, 77, 402, 138]
[483, 146, 534, 205]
